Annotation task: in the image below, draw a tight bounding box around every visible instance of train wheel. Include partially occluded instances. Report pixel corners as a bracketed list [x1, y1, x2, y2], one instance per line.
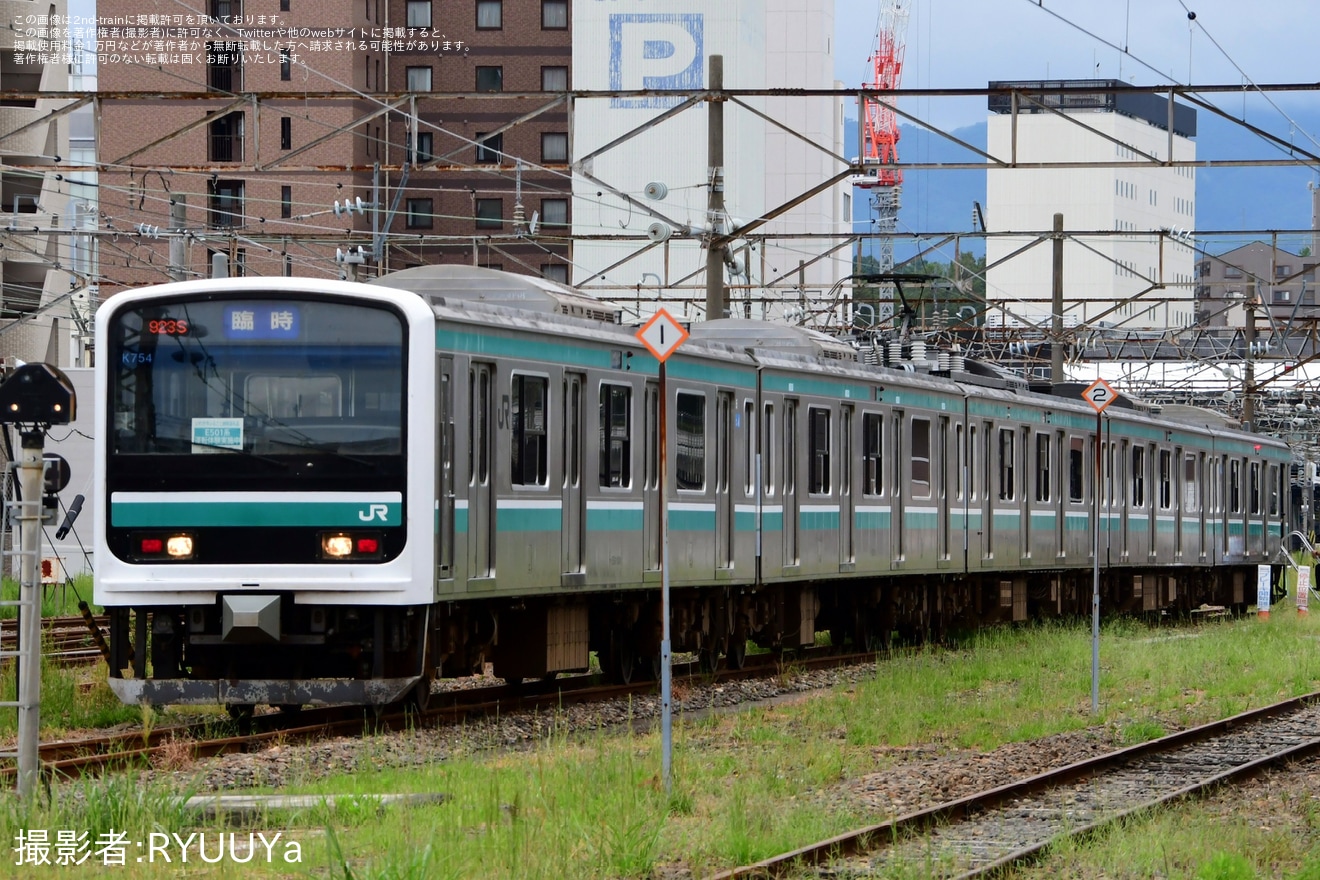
[698, 640, 722, 673]
[726, 634, 748, 670]
[607, 633, 636, 685]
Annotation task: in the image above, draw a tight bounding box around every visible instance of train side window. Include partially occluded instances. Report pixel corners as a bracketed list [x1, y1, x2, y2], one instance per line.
[862, 412, 883, 496]
[1034, 433, 1051, 502]
[911, 417, 931, 499]
[997, 428, 1015, 501]
[1250, 462, 1261, 514]
[1183, 453, 1199, 512]
[808, 407, 830, 494]
[510, 374, 548, 486]
[1068, 437, 1084, 502]
[1229, 460, 1241, 513]
[599, 383, 631, 488]
[762, 403, 775, 496]
[1131, 446, 1146, 507]
[676, 391, 705, 491]
[743, 400, 755, 496]
[1158, 449, 1172, 509]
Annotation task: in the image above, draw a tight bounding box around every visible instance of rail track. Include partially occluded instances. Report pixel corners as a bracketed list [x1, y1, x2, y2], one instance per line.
[712, 693, 1320, 879]
[0, 645, 871, 783]
[0, 613, 110, 667]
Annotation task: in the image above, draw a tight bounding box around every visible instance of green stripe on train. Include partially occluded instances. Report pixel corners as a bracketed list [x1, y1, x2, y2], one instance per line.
[112, 500, 402, 528]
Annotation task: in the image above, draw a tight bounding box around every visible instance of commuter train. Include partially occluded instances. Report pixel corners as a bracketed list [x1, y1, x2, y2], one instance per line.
[93, 266, 1290, 709]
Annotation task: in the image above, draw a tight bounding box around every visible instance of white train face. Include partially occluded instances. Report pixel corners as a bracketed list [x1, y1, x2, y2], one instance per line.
[99, 292, 411, 578]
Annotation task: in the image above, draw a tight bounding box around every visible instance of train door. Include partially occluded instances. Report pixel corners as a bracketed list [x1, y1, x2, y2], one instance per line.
[1020, 426, 1032, 561]
[892, 411, 905, 567]
[840, 404, 855, 567]
[468, 362, 494, 581]
[562, 372, 585, 575]
[1120, 438, 1131, 559]
[643, 382, 660, 571]
[1055, 431, 1067, 558]
[981, 421, 994, 564]
[1248, 459, 1264, 556]
[783, 398, 800, 568]
[437, 356, 455, 581]
[715, 390, 734, 570]
[1146, 443, 1158, 559]
[937, 415, 952, 568]
[1195, 452, 1207, 560]
[1173, 447, 1184, 559]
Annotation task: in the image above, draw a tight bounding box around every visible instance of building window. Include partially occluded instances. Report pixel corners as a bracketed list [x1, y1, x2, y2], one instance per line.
[405, 198, 432, 229]
[207, 111, 243, 162]
[1273, 288, 1292, 304]
[542, 0, 567, 28]
[475, 198, 502, 229]
[407, 131, 433, 164]
[406, 0, 430, 26]
[280, 185, 291, 219]
[542, 66, 568, 92]
[511, 374, 549, 487]
[600, 384, 631, 488]
[1224, 265, 1242, 279]
[476, 0, 501, 29]
[541, 263, 568, 283]
[540, 198, 567, 227]
[207, 41, 242, 91]
[279, 0, 289, 9]
[475, 132, 503, 163]
[279, 47, 291, 80]
[476, 66, 503, 92]
[207, 179, 244, 228]
[541, 132, 568, 162]
[280, 116, 291, 150]
[1277, 265, 1292, 278]
[406, 66, 431, 91]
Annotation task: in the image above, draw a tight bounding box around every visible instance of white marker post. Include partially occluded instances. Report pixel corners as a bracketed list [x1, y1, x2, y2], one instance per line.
[1081, 377, 1119, 715]
[635, 308, 688, 796]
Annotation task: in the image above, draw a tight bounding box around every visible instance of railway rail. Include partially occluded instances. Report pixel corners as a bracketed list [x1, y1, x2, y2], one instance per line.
[0, 645, 870, 783]
[0, 613, 110, 666]
[713, 693, 1320, 879]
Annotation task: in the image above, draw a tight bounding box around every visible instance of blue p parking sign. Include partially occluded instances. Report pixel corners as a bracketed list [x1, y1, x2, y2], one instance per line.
[609, 14, 704, 109]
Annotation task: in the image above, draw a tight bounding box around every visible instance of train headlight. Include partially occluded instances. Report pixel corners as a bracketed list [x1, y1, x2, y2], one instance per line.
[322, 534, 354, 557]
[166, 535, 194, 558]
[320, 532, 384, 561]
[132, 532, 195, 561]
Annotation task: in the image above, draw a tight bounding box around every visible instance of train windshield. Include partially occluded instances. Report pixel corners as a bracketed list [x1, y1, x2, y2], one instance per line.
[109, 296, 404, 458]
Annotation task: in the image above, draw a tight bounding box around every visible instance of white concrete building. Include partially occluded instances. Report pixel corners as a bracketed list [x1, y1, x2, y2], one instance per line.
[984, 81, 1197, 332]
[570, 0, 850, 322]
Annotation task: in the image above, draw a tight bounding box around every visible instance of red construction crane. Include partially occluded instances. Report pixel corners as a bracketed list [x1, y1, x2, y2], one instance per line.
[856, 0, 909, 191]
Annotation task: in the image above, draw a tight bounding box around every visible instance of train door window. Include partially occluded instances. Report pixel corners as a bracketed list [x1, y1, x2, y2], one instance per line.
[1249, 462, 1262, 514]
[743, 400, 755, 496]
[862, 412, 882, 496]
[1268, 463, 1281, 516]
[997, 428, 1015, 501]
[784, 401, 797, 496]
[762, 403, 776, 496]
[968, 424, 978, 501]
[1229, 460, 1241, 513]
[563, 376, 581, 489]
[1158, 449, 1172, 509]
[1034, 433, 1051, 502]
[676, 391, 705, 491]
[955, 424, 966, 501]
[840, 408, 852, 499]
[1069, 437, 1084, 502]
[599, 383, 631, 488]
[808, 407, 830, 494]
[1131, 446, 1146, 507]
[469, 368, 489, 486]
[510, 374, 549, 487]
[1183, 453, 1199, 512]
[911, 417, 931, 499]
[644, 386, 658, 490]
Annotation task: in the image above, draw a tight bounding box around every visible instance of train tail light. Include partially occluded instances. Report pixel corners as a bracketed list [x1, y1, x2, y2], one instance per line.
[320, 532, 383, 561]
[133, 533, 195, 561]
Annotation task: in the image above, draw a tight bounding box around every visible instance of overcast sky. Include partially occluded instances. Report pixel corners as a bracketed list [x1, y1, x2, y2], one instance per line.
[834, 0, 1320, 135]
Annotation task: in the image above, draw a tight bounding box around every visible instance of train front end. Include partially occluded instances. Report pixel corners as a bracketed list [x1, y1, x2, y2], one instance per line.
[94, 279, 436, 707]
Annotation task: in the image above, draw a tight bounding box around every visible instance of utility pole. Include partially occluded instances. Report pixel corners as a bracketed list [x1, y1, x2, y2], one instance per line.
[169, 197, 187, 282]
[1243, 286, 1258, 430]
[704, 55, 726, 322]
[1051, 213, 1064, 383]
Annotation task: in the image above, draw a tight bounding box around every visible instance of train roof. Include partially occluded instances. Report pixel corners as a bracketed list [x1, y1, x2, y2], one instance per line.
[689, 319, 860, 361]
[371, 265, 623, 325]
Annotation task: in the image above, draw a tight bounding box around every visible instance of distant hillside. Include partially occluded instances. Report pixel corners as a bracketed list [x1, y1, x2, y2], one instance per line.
[846, 106, 1319, 262]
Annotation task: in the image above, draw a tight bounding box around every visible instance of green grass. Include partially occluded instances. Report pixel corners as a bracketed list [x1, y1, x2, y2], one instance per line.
[0, 573, 97, 619]
[6, 611, 1320, 878]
